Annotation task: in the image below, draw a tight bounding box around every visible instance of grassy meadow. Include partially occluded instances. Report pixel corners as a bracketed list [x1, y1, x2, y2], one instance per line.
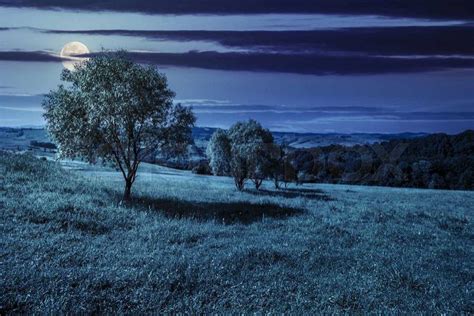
[1, 152, 473, 313]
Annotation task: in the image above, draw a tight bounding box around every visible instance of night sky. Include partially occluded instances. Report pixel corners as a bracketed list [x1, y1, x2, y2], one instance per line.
[0, 1, 473, 133]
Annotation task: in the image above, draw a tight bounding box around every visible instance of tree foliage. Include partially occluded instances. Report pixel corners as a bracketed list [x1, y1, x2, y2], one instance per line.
[266, 144, 287, 189]
[285, 130, 474, 189]
[228, 120, 274, 190]
[43, 52, 195, 200]
[206, 129, 231, 176]
[207, 120, 275, 190]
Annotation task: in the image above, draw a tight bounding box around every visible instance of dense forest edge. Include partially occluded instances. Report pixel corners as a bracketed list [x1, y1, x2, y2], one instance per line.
[285, 130, 474, 190]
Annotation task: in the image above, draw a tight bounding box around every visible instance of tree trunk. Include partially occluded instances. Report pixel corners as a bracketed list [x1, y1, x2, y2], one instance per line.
[273, 177, 280, 189]
[123, 178, 133, 201]
[235, 177, 245, 191]
[254, 179, 263, 190]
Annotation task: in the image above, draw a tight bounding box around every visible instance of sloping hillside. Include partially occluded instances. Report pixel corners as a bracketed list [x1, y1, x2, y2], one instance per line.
[1, 152, 473, 313]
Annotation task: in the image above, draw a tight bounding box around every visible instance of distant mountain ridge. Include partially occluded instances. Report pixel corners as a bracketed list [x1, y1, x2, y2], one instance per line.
[0, 126, 429, 152]
[192, 127, 428, 148]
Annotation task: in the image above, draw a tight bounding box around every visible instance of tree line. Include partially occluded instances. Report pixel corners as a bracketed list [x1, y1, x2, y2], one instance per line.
[206, 125, 473, 191]
[284, 130, 473, 190]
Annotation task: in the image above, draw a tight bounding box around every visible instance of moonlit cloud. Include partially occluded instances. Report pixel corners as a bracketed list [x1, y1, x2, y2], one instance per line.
[86, 51, 474, 75]
[0, 51, 63, 62]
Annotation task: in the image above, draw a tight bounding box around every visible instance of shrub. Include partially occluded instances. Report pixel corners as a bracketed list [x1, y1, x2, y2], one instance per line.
[192, 162, 212, 175]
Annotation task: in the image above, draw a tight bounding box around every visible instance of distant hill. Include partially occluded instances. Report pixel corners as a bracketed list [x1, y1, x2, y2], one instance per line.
[191, 127, 428, 149]
[0, 127, 51, 152]
[0, 127, 428, 162]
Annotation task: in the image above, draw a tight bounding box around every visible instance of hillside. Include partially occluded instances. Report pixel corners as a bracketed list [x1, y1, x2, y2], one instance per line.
[1, 152, 473, 313]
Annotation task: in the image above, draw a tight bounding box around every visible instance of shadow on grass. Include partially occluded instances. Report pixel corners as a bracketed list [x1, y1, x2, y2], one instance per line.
[130, 195, 305, 225]
[245, 188, 333, 201]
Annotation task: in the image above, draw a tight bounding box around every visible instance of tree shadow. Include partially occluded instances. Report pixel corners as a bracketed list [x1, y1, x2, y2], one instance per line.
[129, 195, 305, 225]
[284, 187, 326, 194]
[245, 188, 333, 201]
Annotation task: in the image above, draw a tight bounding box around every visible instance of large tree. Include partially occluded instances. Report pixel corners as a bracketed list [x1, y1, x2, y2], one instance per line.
[43, 52, 195, 200]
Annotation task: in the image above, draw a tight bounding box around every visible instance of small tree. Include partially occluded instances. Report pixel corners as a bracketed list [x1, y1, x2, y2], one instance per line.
[206, 129, 231, 176]
[283, 158, 297, 188]
[227, 120, 274, 191]
[248, 142, 276, 190]
[43, 52, 195, 201]
[268, 144, 286, 189]
[206, 120, 274, 191]
[230, 154, 248, 191]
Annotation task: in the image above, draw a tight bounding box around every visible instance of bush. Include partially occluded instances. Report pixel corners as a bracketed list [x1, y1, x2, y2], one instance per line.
[192, 162, 211, 175]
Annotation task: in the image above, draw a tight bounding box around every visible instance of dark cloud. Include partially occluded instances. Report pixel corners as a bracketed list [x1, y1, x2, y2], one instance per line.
[0, 51, 63, 62]
[0, 0, 473, 20]
[1, 50, 473, 75]
[93, 51, 474, 75]
[46, 26, 474, 56]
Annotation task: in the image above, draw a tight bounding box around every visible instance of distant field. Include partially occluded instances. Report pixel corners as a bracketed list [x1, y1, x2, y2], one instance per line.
[1, 152, 473, 313]
[0, 128, 51, 151]
[0, 126, 427, 152]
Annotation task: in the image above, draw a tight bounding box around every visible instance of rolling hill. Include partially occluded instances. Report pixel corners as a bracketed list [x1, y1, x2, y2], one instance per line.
[0, 126, 426, 153]
[1, 152, 472, 313]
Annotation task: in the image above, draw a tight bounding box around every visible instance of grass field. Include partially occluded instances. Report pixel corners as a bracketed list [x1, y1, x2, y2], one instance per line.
[1, 152, 473, 313]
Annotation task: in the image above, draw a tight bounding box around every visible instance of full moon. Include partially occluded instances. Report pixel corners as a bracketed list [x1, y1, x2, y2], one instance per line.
[60, 41, 90, 71]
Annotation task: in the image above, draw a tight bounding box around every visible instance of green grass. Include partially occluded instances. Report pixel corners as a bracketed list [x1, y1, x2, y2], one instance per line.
[1, 152, 473, 313]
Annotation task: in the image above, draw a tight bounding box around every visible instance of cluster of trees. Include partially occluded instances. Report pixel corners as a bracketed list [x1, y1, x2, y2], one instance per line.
[285, 130, 473, 190]
[206, 120, 295, 191]
[29, 140, 57, 150]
